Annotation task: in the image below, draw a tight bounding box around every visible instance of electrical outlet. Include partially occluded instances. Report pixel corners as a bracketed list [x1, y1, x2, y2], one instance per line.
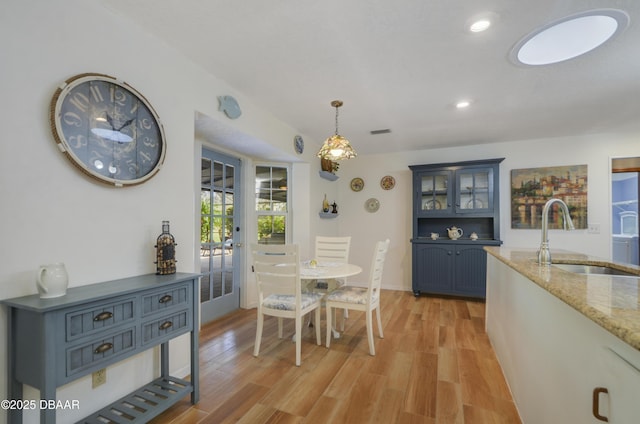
[588, 223, 601, 234]
[92, 368, 106, 388]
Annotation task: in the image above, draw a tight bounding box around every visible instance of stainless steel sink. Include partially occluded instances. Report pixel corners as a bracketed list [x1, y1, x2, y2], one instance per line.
[552, 263, 638, 277]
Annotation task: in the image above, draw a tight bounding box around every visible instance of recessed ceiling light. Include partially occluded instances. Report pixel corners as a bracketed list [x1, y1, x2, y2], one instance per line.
[466, 12, 499, 33]
[456, 101, 471, 109]
[469, 19, 491, 32]
[510, 9, 629, 66]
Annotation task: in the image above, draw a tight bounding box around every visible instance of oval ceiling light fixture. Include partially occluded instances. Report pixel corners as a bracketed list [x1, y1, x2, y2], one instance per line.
[456, 100, 471, 109]
[510, 9, 629, 66]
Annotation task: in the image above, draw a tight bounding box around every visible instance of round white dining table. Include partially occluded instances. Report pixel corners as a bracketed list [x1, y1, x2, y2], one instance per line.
[300, 261, 362, 339]
[300, 261, 362, 280]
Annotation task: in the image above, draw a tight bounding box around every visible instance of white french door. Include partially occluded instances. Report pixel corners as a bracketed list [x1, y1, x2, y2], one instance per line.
[200, 148, 242, 323]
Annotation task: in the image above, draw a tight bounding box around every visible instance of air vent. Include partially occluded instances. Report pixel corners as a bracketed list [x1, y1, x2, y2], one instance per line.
[370, 129, 391, 135]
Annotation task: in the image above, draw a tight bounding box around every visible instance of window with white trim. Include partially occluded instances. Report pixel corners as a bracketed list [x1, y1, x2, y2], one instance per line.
[255, 165, 288, 244]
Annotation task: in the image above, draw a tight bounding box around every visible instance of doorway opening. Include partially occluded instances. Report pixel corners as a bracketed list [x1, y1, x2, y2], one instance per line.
[611, 157, 640, 266]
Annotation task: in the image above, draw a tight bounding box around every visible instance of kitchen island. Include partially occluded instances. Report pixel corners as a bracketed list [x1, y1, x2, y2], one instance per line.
[485, 247, 640, 423]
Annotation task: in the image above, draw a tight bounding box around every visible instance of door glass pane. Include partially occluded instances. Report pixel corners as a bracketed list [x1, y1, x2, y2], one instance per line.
[225, 165, 234, 189]
[201, 159, 211, 185]
[213, 161, 223, 186]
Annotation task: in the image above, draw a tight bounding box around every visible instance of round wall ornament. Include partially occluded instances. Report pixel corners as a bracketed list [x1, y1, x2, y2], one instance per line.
[350, 177, 364, 192]
[380, 175, 396, 190]
[365, 198, 380, 213]
[50, 73, 166, 187]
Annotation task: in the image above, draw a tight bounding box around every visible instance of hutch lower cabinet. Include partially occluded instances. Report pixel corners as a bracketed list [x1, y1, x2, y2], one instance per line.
[412, 239, 501, 298]
[2, 272, 200, 423]
[409, 158, 503, 298]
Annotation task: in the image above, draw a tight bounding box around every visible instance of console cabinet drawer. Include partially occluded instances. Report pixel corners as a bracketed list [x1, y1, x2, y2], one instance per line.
[142, 310, 190, 345]
[142, 283, 190, 316]
[65, 297, 136, 342]
[66, 327, 136, 377]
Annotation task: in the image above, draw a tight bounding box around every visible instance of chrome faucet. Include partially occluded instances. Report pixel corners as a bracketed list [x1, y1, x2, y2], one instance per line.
[538, 198, 575, 265]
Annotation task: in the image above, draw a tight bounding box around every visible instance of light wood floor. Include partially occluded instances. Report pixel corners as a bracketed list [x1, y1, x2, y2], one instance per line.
[151, 290, 521, 423]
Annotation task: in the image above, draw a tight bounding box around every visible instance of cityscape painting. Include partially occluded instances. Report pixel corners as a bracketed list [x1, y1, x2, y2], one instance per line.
[511, 164, 588, 229]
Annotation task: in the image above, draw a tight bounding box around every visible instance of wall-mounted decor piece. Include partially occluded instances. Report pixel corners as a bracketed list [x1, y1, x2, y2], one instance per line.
[365, 198, 380, 213]
[350, 177, 364, 192]
[50, 73, 166, 187]
[294, 135, 304, 154]
[511, 164, 588, 229]
[218, 95, 242, 119]
[319, 157, 339, 181]
[380, 175, 396, 190]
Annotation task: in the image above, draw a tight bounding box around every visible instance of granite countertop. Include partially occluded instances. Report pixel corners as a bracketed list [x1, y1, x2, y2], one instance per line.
[485, 246, 640, 351]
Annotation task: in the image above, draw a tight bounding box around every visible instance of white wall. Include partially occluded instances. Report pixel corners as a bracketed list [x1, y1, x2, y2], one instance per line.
[0, 1, 315, 422]
[336, 132, 640, 291]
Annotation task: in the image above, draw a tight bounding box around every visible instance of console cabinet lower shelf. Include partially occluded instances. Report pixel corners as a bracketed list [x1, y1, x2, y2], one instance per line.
[81, 376, 192, 423]
[1, 272, 200, 424]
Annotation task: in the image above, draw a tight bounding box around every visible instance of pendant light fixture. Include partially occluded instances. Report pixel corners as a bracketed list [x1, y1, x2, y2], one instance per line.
[317, 100, 357, 160]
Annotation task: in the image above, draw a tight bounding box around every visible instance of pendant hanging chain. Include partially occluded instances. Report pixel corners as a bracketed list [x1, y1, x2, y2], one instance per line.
[334, 106, 339, 135]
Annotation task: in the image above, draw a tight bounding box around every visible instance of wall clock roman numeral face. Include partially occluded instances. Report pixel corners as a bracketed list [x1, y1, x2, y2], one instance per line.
[50, 73, 166, 186]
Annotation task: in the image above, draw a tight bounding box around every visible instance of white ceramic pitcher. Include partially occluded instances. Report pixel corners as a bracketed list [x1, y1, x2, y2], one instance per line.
[36, 263, 69, 299]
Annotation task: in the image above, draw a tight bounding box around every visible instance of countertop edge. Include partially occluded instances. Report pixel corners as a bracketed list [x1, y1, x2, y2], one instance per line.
[485, 247, 640, 352]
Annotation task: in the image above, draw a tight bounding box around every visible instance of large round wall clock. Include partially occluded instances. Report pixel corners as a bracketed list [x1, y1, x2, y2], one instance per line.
[50, 73, 166, 187]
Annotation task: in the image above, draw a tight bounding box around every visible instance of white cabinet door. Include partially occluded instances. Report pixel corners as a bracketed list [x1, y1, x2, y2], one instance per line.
[596, 345, 640, 422]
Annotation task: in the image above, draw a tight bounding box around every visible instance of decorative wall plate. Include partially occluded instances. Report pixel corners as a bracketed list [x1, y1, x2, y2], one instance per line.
[350, 177, 364, 192]
[294, 135, 304, 154]
[380, 175, 396, 190]
[365, 198, 380, 213]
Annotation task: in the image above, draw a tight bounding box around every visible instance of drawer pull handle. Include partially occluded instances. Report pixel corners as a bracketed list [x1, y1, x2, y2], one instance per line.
[93, 311, 113, 322]
[592, 387, 609, 422]
[159, 321, 173, 330]
[94, 342, 113, 354]
[159, 295, 172, 303]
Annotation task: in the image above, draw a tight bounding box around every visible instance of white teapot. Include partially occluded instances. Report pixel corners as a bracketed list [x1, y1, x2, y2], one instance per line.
[446, 226, 463, 240]
[36, 263, 69, 299]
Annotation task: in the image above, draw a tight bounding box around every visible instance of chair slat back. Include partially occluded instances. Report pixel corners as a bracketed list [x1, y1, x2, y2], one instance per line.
[251, 243, 300, 299]
[368, 239, 390, 301]
[315, 236, 351, 263]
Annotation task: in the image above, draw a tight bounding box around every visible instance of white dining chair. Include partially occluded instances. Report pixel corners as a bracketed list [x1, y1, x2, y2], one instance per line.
[325, 239, 390, 356]
[314, 236, 352, 327]
[251, 243, 323, 366]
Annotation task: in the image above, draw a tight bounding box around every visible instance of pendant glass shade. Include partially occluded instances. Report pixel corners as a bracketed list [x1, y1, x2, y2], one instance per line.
[317, 100, 357, 160]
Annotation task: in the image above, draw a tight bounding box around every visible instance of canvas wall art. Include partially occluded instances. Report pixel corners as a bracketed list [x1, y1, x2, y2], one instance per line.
[511, 164, 588, 229]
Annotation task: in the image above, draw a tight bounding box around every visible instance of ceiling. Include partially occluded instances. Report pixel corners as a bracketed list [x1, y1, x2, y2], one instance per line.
[100, 0, 640, 159]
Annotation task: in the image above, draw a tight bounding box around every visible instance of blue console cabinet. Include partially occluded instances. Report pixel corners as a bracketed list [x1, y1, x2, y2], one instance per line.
[1, 272, 200, 423]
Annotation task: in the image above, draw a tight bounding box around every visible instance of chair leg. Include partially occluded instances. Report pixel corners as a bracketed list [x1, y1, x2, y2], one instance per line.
[278, 317, 284, 338]
[315, 307, 321, 345]
[375, 306, 384, 339]
[295, 316, 302, 366]
[325, 305, 333, 348]
[254, 312, 264, 357]
[366, 308, 375, 356]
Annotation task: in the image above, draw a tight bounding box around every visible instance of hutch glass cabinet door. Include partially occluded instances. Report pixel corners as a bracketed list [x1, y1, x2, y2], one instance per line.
[456, 167, 493, 213]
[418, 170, 452, 214]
